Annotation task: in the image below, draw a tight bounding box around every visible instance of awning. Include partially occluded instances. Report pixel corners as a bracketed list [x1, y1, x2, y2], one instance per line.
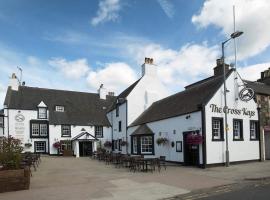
[72, 132, 97, 141]
[130, 124, 154, 136]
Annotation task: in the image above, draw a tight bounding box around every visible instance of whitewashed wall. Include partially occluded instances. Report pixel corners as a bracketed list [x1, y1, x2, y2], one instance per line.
[4, 108, 111, 155]
[127, 72, 169, 126]
[128, 111, 202, 163]
[205, 71, 260, 164]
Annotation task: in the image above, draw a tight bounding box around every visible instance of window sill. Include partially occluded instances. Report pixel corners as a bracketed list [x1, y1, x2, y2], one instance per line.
[212, 139, 224, 142]
[61, 135, 71, 137]
[250, 138, 259, 141]
[233, 138, 244, 141]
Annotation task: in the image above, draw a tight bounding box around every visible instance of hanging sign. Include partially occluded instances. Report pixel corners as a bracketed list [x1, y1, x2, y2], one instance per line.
[239, 87, 254, 102]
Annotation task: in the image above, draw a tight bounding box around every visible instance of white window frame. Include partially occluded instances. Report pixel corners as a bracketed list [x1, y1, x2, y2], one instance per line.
[61, 125, 71, 137]
[35, 141, 46, 153]
[133, 137, 137, 154]
[141, 136, 153, 154]
[233, 120, 242, 140]
[55, 106, 65, 112]
[38, 107, 47, 119]
[0, 116, 3, 127]
[39, 124, 48, 136]
[212, 119, 222, 140]
[32, 123, 40, 136]
[95, 126, 103, 138]
[250, 121, 257, 140]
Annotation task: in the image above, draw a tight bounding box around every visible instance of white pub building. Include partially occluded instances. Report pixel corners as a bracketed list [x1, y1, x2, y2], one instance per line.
[1, 58, 260, 167]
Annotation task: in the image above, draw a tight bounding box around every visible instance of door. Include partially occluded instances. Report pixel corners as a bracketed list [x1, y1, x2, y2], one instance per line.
[183, 132, 199, 166]
[79, 141, 93, 157]
[265, 132, 270, 160]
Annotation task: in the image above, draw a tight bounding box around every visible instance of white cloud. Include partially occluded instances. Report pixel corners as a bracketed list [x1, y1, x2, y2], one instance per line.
[48, 58, 90, 79]
[157, 0, 175, 19]
[238, 63, 270, 81]
[91, 0, 122, 26]
[192, 0, 270, 60]
[87, 62, 137, 93]
[126, 42, 219, 90]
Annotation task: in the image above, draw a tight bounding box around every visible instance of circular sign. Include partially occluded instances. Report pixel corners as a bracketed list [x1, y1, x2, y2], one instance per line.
[15, 114, 25, 122]
[239, 87, 255, 102]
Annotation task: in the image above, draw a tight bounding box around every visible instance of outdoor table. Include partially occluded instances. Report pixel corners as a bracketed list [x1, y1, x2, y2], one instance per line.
[138, 158, 157, 172]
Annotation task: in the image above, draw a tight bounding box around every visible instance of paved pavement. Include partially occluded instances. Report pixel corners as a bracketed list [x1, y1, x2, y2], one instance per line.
[0, 156, 270, 200]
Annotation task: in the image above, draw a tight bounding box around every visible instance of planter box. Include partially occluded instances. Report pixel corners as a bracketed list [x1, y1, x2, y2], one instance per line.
[0, 168, 30, 193]
[62, 150, 73, 157]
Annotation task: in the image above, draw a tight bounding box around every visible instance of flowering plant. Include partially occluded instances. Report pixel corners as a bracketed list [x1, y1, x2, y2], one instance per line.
[53, 141, 61, 149]
[156, 137, 169, 146]
[24, 143, 32, 148]
[120, 141, 128, 146]
[104, 141, 112, 148]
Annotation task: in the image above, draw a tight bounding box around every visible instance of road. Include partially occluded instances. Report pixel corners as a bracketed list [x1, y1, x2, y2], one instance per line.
[169, 179, 270, 200]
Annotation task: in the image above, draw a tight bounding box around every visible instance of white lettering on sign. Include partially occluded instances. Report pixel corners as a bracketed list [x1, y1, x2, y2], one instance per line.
[210, 104, 255, 118]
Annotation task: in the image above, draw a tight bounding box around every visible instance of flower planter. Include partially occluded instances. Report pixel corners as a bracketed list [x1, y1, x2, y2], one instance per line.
[0, 167, 30, 193]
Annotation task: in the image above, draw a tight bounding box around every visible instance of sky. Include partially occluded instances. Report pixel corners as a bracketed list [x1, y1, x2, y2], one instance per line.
[1, 0, 270, 106]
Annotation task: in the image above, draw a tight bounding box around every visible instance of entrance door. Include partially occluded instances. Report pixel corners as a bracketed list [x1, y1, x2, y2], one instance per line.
[183, 132, 199, 166]
[79, 141, 93, 157]
[265, 132, 270, 160]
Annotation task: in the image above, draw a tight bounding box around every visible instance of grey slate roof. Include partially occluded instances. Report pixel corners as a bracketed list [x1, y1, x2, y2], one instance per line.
[245, 80, 270, 96]
[4, 86, 116, 126]
[108, 78, 141, 112]
[130, 124, 154, 136]
[130, 69, 234, 126]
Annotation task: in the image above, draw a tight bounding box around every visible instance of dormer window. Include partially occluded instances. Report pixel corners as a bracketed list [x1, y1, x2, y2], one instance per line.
[38, 107, 47, 119]
[55, 106, 65, 112]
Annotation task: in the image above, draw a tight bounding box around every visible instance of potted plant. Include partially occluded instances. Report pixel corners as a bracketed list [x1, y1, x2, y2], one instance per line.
[120, 140, 128, 146]
[104, 141, 112, 148]
[156, 137, 169, 146]
[53, 141, 61, 149]
[24, 143, 32, 148]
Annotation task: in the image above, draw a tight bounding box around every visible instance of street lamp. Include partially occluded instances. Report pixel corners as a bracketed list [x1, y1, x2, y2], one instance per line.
[222, 31, 243, 167]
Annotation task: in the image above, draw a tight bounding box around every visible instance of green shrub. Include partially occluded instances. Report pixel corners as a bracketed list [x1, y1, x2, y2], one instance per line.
[0, 136, 23, 170]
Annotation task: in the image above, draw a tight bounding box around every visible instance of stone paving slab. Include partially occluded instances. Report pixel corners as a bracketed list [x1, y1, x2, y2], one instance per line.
[0, 157, 269, 200]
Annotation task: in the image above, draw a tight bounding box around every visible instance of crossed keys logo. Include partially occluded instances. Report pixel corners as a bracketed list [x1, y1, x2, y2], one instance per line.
[239, 87, 255, 102]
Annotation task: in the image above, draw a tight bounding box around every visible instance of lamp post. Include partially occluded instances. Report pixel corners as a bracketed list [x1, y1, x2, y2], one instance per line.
[222, 31, 243, 167]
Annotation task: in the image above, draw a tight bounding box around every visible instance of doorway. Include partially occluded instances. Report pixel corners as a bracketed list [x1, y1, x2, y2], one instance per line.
[265, 132, 270, 160]
[183, 131, 200, 166]
[79, 141, 93, 157]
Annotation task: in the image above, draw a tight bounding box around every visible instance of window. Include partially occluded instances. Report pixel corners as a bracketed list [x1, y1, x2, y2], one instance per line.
[35, 141, 46, 153]
[212, 117, 224, 141]
[233, 119, 243, 140]
[60, 140, 72, 151]
[95, 126, 103, 138]
[250, 121, 259, 140]
[141, 136, 153, 154]
[114, 140, 118, 150]
[30, 121, 48, 137]
[38, 107, 47, 119]
[133, 137, 137, 154]
[0, 116, 3, 127]
[55, 106, 65, 112]
[32, 123, 39, 136]
[118, 139, 122, 151]
[118, 121, 122, 132]
[116, 105, 119, 117]
[40, 124, 48, 136]
[61, 125, 71, 137]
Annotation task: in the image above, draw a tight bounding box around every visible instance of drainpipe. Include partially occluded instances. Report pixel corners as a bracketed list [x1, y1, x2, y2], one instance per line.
[125, 101, 128, 154]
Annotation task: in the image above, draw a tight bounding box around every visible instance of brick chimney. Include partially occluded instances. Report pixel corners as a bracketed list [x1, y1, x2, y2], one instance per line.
[213, 58, 230, 76]
[258, 68, 270, 85]
[141, 57, 157, 77]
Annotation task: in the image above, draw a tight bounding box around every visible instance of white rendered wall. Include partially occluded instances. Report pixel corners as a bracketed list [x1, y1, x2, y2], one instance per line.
[128, 111, 202, 163]
[205, 71, 260, 164]
[127, 74, 169, 126]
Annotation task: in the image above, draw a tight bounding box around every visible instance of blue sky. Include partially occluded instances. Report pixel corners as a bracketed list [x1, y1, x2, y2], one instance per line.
[1, 0, 270, 105]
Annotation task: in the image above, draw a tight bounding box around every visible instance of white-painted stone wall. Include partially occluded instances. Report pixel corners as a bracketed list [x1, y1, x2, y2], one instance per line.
[4, 108, 111, 156]
[128, 111, 202, 163]
[205, 71, 260, 164]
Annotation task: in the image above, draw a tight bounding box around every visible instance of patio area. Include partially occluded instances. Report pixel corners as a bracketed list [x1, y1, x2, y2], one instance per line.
[1, 156, 264, 200]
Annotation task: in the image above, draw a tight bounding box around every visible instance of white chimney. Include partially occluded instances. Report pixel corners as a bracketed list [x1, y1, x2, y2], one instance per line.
[9, 73, 19, 91]
[98, 84, 107, 100]
[142, 57, 157, 77]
